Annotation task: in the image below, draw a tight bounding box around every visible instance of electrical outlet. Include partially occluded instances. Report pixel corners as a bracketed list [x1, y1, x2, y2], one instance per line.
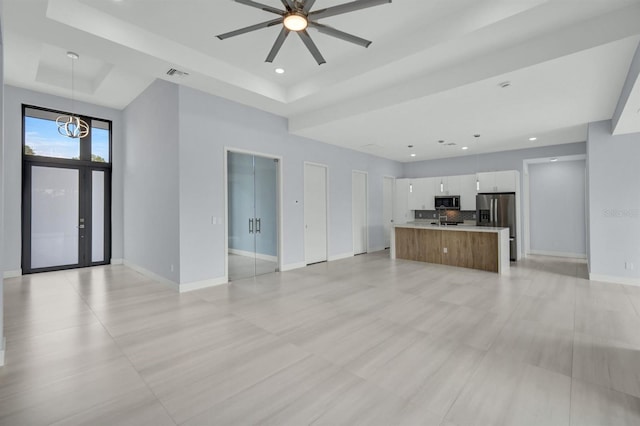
[443, 247, 448, 254]
[625, 262, 634, 270]
[170, 264, 174, 272]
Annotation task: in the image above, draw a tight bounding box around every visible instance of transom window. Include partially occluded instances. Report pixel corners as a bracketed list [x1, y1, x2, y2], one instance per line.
[23, 106, 111, 163]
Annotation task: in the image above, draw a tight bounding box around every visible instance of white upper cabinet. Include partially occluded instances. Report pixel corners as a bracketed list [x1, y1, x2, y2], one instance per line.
[434, 175, 461, 196]
[477, 170, 518, 193]
[408, 178, 435, 210]
[493, 170, 518, 192]
[459, 174, 478, 210]
[394, 179, 410, 224]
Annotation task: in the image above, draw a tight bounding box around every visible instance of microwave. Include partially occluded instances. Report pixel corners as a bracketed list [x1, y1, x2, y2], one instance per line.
[434, 195, 460, 210]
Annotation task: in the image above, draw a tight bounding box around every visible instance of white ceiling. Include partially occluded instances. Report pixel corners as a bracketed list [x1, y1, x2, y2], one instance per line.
[3, 0, 640, 161]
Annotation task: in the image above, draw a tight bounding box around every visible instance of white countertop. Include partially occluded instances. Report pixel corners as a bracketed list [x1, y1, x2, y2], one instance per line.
[395, 222, 509, 233]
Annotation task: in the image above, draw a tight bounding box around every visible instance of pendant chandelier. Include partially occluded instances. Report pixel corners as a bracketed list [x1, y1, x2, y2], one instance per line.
[56, 51, 89, 139]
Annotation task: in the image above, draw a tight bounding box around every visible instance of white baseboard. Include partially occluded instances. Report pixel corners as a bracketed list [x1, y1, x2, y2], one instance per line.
[228, 249, 278, 263]
[528, 250, 587, 259]
[3, 269, 22, 279]
[0, 337, 6, 366]
[179, 276, 228, 293]
[368, 246, 386, 254]
[328, 252, 354, 261]
[110, 258, 124, 265]
[281, 262, 306, 272]
[123, 260, 179, 291]
[589, 273, 640, 287]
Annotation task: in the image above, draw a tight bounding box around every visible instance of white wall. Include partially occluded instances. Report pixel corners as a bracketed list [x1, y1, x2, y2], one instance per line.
[529, 160, 586, 257]
[2, 86, 124, 275]
[123, 79, 180, 283]
[177, 85, 403, 284]
[587, 120, 640, 284]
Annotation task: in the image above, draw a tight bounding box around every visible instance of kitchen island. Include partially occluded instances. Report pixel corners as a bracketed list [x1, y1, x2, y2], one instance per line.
[391, 223, 510, 274]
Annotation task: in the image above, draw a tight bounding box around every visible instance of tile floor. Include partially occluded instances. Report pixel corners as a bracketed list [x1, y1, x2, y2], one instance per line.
[2, 252, 640, 425]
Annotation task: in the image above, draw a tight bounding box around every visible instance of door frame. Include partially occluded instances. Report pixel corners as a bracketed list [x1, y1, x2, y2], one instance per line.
[352, 170, 369, 255]
[22, 160, 112, 274]
[303, 161, 330, 265]
[383, 175, 396, 249]
[21, 105, 112, 274]
[223, 147, 283, 282]
[522, 154, 586, 258]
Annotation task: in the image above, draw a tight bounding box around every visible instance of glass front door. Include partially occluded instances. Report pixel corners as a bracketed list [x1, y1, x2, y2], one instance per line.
[227, 151, 279, 281]
[22, 105, 112, 273]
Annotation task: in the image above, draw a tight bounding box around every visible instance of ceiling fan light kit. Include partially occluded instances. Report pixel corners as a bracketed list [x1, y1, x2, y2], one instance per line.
[283, 12, 308, 31]
[217, 0, 392, 65]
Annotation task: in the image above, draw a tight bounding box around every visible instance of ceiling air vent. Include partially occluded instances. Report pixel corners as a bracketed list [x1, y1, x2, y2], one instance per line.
[166, 68, 189, 77]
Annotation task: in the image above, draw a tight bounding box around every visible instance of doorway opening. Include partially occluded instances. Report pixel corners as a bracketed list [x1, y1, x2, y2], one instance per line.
[21, 105, 112, 274]
[226, 150, 281, 281]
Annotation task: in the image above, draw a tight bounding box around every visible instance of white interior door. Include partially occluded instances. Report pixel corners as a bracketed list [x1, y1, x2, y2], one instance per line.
[304, 163, 328, 264]
[383, 176, 394, 248]
[352, 171, 368, 255]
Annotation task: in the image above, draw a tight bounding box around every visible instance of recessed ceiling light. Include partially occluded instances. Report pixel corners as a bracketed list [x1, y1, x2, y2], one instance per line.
[410, 153, 417, 157]
[550, 158, 558, 162]
[529, 137, 537, 141]
[461, 146, 469, 150]
[275, 68, 285, 74]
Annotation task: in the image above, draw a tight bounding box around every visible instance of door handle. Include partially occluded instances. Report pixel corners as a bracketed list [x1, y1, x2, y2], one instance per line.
[249, 218, 254, 234]
[256, 218, 261, 234]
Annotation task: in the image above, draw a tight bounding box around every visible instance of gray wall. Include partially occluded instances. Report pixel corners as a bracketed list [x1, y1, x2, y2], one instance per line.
[403, 142, 587, 178]
[177, 85, 403, 284]
[1, 16, 6, 361]
[529, 160, 586, 257]
[587, 120, 640, 281]
[123, 79, 180, 283]
[2, 86, 124, 274]
[228, 152, 277, 257]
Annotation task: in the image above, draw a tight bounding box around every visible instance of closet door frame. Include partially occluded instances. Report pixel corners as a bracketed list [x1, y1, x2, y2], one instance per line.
[223, 147, 283, 282]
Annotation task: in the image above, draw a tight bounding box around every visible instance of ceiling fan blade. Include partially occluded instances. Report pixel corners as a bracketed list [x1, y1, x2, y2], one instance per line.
[298, 30, 326, 65]
[308, 22, 371, 47]
[280, 0, 295, 11]
[310, 0, 391, 20]
[216, 18, 283, 40]
[265, 27, 291, 63]
[302, 0, 317, 13]
[235, 0, 285, 15]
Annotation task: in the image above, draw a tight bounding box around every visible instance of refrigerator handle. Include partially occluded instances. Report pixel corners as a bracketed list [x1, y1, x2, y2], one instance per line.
[493, 199, 497, 225]
[490, 198, 494, 225]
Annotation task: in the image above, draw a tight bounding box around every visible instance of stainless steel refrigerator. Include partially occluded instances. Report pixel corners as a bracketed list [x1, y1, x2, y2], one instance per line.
[476, 192, 517, 261]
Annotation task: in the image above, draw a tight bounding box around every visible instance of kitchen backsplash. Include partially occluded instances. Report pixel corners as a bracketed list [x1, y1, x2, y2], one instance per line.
[414, 210, 476, 222]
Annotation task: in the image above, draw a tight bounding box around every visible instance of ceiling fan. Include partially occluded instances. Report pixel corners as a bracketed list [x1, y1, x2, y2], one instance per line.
[216, 0, 392, 65]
